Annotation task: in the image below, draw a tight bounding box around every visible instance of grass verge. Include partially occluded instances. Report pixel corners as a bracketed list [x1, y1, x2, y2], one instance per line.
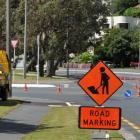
[22, 107, 124, 140]
[0, 99, 22, 118]
[12, 70, 68, 84]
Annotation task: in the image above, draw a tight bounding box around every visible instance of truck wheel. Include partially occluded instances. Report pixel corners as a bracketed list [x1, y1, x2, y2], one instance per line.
[1, 88, 8, 101]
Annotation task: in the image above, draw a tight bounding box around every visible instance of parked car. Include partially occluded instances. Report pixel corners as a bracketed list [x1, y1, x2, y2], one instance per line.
[130, 61, 139, 68]
[103, 61, 116, 68]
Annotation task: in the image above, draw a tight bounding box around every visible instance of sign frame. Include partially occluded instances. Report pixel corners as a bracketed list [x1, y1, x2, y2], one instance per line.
[79, 106, 121, 130]
[78, 61, 123, 106]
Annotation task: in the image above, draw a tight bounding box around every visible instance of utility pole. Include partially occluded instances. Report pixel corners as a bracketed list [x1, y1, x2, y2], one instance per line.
[6, 0, 12, 97]
[37, 34, 40, 84]
[23, 0, 27, 79]
[66, 28, 69, 78]
[66, 6, 69, 78]
[110, 0, 113, 28]
[6, 0, 10, 58]
[138, 28, 140, 69]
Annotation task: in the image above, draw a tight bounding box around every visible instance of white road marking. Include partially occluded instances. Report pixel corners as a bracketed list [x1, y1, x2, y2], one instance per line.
[66, 102, 72, 106]
[72, 104, 81, 107]
[48, 105, 62, 107]
[64, 84, 69, 88]
[115, 72, 140, 75]
[12, 84, 56, 88]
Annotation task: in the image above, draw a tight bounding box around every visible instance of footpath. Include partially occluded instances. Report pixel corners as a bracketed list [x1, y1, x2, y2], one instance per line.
[0, 102, 49, 140]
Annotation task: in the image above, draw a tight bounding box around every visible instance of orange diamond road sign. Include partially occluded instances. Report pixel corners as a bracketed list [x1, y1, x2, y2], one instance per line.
[79, 106, 121, 130]
[78, 61, 123, 106]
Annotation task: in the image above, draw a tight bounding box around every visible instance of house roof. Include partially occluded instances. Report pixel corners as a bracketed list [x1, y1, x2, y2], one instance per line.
[135, 4, 140, 8]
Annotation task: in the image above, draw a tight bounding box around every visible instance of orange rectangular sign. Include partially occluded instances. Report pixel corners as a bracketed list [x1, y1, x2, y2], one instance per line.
[79, 107, 121, 130]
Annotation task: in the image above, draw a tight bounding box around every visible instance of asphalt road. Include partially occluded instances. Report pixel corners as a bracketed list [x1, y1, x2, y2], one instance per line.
[1, 68, 139, 140]
[11, 75, 140, 139]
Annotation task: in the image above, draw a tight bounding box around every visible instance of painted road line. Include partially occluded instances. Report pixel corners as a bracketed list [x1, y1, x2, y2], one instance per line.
[48, 105, 63, 107]
[64, 84, 69, 88]
[115, 72, 140, 75]
[66, 102, 72, 106]
[12, 84, 56, 88]
[72, 104, 81, 107]
[122, 117, 140, 133]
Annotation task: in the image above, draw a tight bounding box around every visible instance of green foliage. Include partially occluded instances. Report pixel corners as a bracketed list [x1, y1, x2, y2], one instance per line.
[10, 0, 20, 9]
[24, 0, 109, 75]
[123, 7, 140, 17]
[112, 0, 138, 14]
[80, 52, 92, 63]
[71, 52, 92, 63]
[35, 0, 110, 57]
[97, 28, 139, 67]
[4, 0, 110, 76]
[91, 55, 99, 65]
[0, 0, 6, 48]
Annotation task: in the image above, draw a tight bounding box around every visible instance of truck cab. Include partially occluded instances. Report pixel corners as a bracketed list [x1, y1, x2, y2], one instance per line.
[0, 50, 12, 101]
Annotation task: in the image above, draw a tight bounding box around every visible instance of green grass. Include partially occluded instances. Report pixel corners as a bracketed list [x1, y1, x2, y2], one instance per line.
[22, 107, 124, 140]
[0, 99, 22, 118]
[12, 69, 68, 84]
[109, 130, 124, 140]
[22, 107, 92, 140]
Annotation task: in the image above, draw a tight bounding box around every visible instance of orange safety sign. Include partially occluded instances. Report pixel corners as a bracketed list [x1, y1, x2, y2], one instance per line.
[78, 61, 123, 106]
[79, 106, 121, 130]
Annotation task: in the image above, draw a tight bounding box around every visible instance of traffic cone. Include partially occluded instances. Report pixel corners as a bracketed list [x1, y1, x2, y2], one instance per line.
[23, 83, 28, 92]
[132, 81, 138, 90]
[56, 84, 62, 94]
[137, 87, 140, 97]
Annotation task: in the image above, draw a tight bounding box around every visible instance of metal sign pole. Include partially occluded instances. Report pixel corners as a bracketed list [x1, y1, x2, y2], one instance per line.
[13, 48, 16, 64]
[6, 0, 10, 57]
[6, 0, 12, 97]
[23, 0, 27, 80]
[13, 48, 16, 82]
[37, 34, 40, 84]
[138, 29, 140, 69]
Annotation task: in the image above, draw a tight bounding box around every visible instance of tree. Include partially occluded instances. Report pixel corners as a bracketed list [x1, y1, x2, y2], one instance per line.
[112, 0, 138, 14]
[97, 28, 139, 67]
[123, 7, 140, 17]
[12, 0, 110, 77]
[0, 0, 6, 49]
[32, 0, 110, 76]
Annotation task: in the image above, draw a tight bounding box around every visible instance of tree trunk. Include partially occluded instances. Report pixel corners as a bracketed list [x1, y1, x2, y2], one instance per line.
[39, 59, 44, 77]
[46, 59, 55, 77]
[46, 58, 62, 77]
[26, 57, 36, 72]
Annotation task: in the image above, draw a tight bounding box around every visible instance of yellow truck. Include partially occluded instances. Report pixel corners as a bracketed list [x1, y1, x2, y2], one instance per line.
[0, 50, 12, 101]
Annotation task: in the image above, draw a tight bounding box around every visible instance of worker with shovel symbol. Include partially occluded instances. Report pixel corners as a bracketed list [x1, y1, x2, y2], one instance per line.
[87, 67, 110, 95]
[100, 67, 110, 94]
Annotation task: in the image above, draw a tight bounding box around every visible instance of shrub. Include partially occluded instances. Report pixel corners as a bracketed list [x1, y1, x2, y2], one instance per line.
[123, 7, 140, 17]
